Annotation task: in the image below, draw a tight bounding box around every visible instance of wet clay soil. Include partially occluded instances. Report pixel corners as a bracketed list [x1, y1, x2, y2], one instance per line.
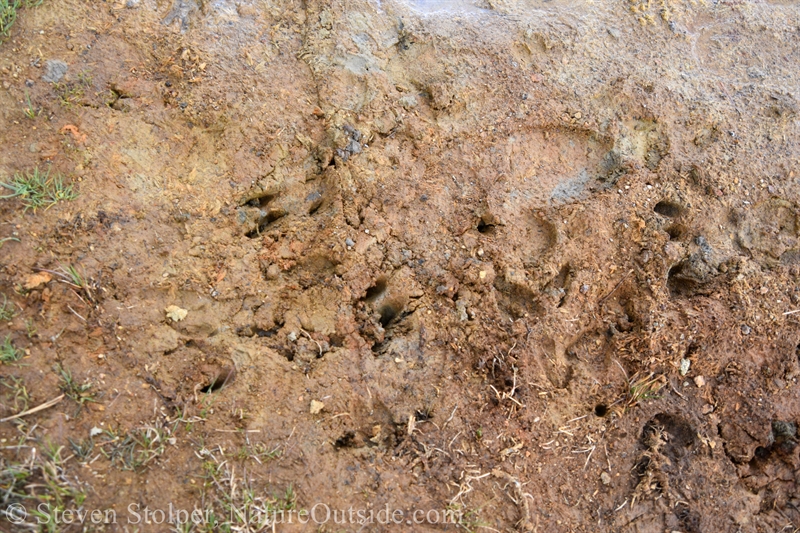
[1, 0, 800, 531]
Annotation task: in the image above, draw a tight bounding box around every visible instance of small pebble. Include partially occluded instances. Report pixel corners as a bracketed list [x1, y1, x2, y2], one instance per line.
[694, 375, 706, 388]
[600, 472, 611, 485]
[309, 400, 324, 415]
[345, 238, 355, 247]
[741, 324, 752, 335]
[287, 331, 298, 342]
[266, 264, 280, 280]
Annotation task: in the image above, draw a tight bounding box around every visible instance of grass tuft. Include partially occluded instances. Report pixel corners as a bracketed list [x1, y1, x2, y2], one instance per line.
[0, 293, 16, 321]
[0, 0, 42, 38]
[0, 374, 29, 413]
[52, 73, 91, 108]
[23, 90, 37, 119]
[55, 363, 95, 406]
[0, 0, 20, 36]
[0, 334, 22, 363]
[101, 425, 171, 471]
[0, 443, 87, 531]
[0, 167, 78, 211]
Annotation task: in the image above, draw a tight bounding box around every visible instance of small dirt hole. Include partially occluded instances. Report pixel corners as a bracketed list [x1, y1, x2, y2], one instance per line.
[379, 303, 401, 327]
[753, 446, 771, 460]
[307, 191, 323, 215]
[594, 404, 608, 417]
[552, 264, 571, 289]
[245, 209, 287, 238]
[654, 200, 684, 218]
[200, 367, 235, 393]
[667, 263, 698, 296]
[477, 219, 495, 234]
[254, 327, 279, 338]
[363, 278, 388, 302]
[415, 409, 433, 422]
[334, 432, 356, 449]
[246, 193, 277, 209]
[665, 224, 687, 240]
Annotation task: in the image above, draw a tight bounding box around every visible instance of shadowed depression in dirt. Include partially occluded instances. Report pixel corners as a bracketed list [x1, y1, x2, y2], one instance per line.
[1, 0, 800, 531]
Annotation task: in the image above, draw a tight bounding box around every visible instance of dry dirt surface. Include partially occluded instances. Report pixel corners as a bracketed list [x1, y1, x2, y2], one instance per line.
[1, 0, 800, 531]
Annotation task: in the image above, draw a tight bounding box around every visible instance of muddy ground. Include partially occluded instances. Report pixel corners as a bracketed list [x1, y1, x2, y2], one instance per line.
[1, 0, 799, 531]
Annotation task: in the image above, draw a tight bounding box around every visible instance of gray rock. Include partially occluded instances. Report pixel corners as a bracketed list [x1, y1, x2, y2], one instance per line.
[399, 95, 417, 109]
[347, 138, 362, 154]
[163, 0, 198, 33]
[42, 60, 68, 83]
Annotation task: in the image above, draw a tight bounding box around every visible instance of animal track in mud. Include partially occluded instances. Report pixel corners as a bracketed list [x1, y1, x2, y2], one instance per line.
[667, 237, 720, 297]
[733, 198, 800, 265]
[540, 337, 575, 389]
[494, 276, 540, 319]
[363, 277, 402, 327]
[239, 182, 331, 238]
[641, 413, 697, 459]
[749, 420, 797, 465]
[737, 419, 799, 512]
[360, 273, 421, 354]
[519, 214, 558, 267]
[500, 129, 614, 205]
[633, 413, 698, 510]
[545, 263, 571, 307]
[239, 188, 287, 238]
